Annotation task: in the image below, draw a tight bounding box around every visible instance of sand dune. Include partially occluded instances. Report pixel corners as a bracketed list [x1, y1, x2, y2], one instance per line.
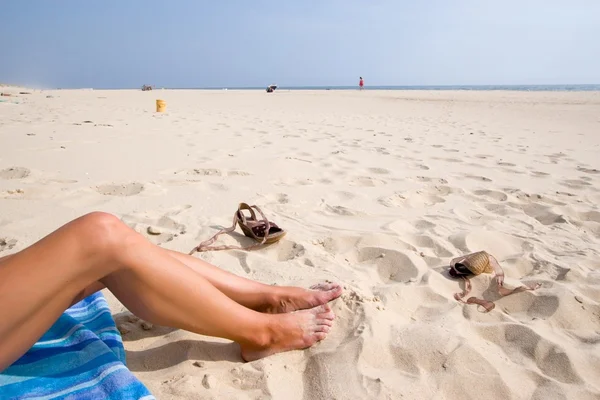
[1, 88, 600, 399]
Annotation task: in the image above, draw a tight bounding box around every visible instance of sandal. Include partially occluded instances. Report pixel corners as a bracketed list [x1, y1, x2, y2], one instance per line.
[450, 251, 540, 313]
[189, 203, 286, 254]
[236, 203, 286, 244]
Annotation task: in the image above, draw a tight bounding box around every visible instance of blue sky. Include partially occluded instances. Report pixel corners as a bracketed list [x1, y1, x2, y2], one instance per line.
[1, 1, 599, 88]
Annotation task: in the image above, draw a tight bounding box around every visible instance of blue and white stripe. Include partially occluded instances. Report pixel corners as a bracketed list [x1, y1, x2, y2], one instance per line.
[0, 293, 154, 399]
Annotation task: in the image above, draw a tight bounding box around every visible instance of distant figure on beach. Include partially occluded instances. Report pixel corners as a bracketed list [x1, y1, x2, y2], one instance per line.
[359, 77, 364, 90]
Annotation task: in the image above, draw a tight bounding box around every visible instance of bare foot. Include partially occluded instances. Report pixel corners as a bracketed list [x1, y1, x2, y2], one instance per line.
[264, 282, 343, 313]
[241, 304, 335, 361]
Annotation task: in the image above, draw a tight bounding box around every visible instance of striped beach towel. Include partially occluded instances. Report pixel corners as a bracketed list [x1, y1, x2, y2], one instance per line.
[0, 292, 154, 399]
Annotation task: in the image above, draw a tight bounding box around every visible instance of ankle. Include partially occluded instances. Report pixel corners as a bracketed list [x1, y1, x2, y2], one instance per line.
[255, 286, 287, 312]
[244, 314, 278, 349]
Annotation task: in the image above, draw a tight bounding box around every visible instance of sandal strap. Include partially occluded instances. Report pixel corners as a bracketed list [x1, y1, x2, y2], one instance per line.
[237, 203, 257, 223]
[454, 276, 540, 313]
[188, 212, 238, 254]
[466, 297, 496, 312]
[189, 204, 274, 255]
[498, 282, 540, 296]
[453, 276, 472, 302]
[250, 204, 270, 244]
[239, 204, 270, 244]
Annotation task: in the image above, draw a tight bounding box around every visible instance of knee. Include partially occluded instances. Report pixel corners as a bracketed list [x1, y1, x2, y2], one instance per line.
[73, 212, 131, 255]
[78, 211, 123, 231]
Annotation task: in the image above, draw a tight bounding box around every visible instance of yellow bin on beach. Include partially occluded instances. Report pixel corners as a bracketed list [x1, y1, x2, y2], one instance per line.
[156, 99, 166, 112]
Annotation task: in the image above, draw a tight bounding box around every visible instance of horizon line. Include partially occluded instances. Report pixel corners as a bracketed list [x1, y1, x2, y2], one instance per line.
[41, 83, 600, 91]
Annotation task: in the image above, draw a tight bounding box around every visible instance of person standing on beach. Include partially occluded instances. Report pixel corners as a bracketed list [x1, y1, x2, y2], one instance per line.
[359, 77, 364, 90]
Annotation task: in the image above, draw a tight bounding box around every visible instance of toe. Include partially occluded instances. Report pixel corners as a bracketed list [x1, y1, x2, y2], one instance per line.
[312, 304, 331, 314]
[318, 310, 335, 321]
[310, 282, 336, 290]
[314, 332, 327, 341]
[309, 282, 329, 290]
[322, 284, 343, 300]
[310, 282, 342, 295]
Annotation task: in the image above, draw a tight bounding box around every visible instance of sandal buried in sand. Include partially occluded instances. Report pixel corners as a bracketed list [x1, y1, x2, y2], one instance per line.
[189, 203, 286, 254]
[450, 251, 540, 313]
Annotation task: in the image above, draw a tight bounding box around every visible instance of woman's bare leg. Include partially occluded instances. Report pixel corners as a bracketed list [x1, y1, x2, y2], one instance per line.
[68, 253, 343, 311]
[487, 254, 505, 286]
[165, 250, 342, 313]
[0, 212, 337, 371]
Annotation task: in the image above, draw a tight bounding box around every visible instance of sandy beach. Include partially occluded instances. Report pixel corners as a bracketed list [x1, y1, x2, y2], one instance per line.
[1, 88, 600, 399]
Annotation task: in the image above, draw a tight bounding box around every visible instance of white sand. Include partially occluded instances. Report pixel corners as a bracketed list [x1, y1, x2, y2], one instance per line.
[1, 88, 600, 399]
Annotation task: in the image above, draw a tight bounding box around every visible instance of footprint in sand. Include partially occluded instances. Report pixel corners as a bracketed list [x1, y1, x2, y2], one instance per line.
[414, 176, 448, 184]
[529, 255, 571, 281]
[368, 167, 391, 175]
[576, 166, 600, 174]
[476, 324, 584, 384]
[560, 179, 591, 189]
[500, 293, 560, 321]
[403, 234, 454, 257]
[227, 170, 251, 177]
[229, 365, 269, 392]
[0, 167, 30, 180]
[578, 211, 600, 223]
[176, 168, 250, 178]
[121, 206, 189, 245]
[0, 237, 17, 253]
[350, 176, 387, 187]
[274, 240, 306, 261]
[275, 193, 290, 204]
[339, 157, 359, 165]
[378, 193, 408, 208]
[414, 219, 436, 231]
[358, 247, 420, 283]
[530, 383, 568, 400]
[96, 183, 144, 196]
[302, 292, 370, 398]
[440, 157, 463, 163]
[113, 312, 176, 341]
[390, 325, 512, 399]
[463, 174, 492, 182]
[320, 201, 362, 216]
[260, 192, 290, 204]
[330, 191, 355, 201]
[186, 168, 222, 177]
[379, 191, 445, 208]
[546, 152, 567, 159]
[449, 230, 526, 259]
[473, 189, 508, 201]
[483, 203, 513, 216]
[531, 171, 550, 177]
